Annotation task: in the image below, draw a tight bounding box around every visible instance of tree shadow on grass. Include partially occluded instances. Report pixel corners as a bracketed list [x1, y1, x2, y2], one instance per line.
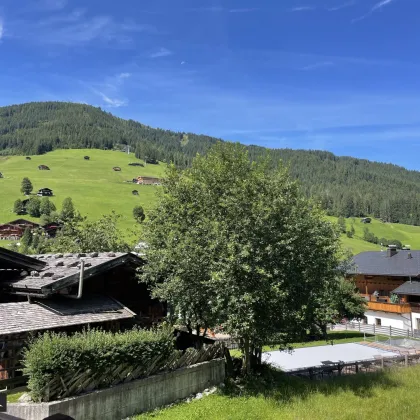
[222, 365, 400, 404]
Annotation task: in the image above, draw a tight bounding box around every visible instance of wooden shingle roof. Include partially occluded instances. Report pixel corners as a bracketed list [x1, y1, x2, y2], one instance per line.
[2, 252, 144, 296]
[0, 295, 135, 336]
[0, 247, 46, 271]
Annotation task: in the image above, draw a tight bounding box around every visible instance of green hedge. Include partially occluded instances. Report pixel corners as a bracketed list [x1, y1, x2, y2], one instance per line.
[22, 327, 175, 402]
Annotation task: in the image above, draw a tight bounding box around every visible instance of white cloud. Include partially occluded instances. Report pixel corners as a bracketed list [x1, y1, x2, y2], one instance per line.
[150, 47, 173, 58]
[117, 72, 131, 80]
[352, 0, 396, 23]
[290, 6, 316, 12]
[229, 8, 259, 13]
[96, 91, 127, 107]
[0, 19, 3, 40]
[327, 1, 356, 12]
[5, 11, 155, 47]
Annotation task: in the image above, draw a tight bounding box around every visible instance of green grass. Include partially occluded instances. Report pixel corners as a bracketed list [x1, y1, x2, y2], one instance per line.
[229, 331, 373, 358]
[327, 216, 420, 254]
[134, 365, 420, 419]
[0, 150, 166, 239]
[6, 390, 26, 403]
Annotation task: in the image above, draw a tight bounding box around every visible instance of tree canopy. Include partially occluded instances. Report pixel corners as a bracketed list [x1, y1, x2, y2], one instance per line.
[140, 142, 346, 373]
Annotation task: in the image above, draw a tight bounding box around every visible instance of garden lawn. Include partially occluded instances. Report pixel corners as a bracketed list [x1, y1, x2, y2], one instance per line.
[0, 150, 166, 240]
[135, 365, 420, 420]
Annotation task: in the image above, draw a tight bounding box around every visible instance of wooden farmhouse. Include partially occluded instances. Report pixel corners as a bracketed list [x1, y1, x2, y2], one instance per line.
[348, 246, 420, 332]
[37, 187, 53, 197]
[0, 248, 166, 388]
[0, 219, 40, 240]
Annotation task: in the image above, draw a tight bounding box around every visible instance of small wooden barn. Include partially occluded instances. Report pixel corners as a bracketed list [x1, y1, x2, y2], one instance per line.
[0, 219, 40, 240]
[38, 165, 50, 171]
[84, 156, 90, 160]
[113, 167, 121, 172]
[132, 190, 139, 195]
[25, 157, 31, 160]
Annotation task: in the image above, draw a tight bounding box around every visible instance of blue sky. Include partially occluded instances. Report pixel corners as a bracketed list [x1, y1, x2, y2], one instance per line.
[1, 0, 419, 169]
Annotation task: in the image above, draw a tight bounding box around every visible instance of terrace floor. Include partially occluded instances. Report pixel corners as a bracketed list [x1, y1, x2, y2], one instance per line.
[262, 342, 399, 371]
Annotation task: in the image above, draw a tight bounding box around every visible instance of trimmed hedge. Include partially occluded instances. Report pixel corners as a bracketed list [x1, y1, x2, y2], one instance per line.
[22, 327, 174, 402]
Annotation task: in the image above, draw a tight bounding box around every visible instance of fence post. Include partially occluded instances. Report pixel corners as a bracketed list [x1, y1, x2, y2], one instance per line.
[345, 322, 348, 331]
[408, 329, 410, 338]
[359, 322, 361, 332]
[405, 354, 408, 367]
[381, 356, 384, 369]
[389, 325, 392, 338]
[373, 324, 376, 335]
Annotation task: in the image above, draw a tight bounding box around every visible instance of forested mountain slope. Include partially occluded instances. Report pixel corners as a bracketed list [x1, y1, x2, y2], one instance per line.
[1, 101, 420, 225]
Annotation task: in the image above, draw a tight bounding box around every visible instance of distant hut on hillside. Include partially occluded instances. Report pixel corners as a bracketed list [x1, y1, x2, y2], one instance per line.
[132, 190, 139, 196]
[37, 188, 53, 197]
[361, 217, 372, 224]
[38, 165, 50, 171]
[25, 157, 31, 160]
[0, 172, 3, 179]
[84, 156, 90, 160]
[113, 167, 121, 172]
[145, 158, 158, 165]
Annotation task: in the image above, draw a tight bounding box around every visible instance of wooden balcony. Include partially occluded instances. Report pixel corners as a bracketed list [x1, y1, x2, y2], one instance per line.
[366, 301, 412, 314]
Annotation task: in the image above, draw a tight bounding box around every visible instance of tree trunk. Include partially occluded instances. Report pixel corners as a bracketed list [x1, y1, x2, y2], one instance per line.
[224, 346, 234, 377]
[242, 336, 251, 375]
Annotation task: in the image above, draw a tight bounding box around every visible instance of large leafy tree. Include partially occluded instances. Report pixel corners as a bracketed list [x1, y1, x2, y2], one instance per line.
[40, 197, 56, 216]
[27, 197, 41, 217]
[140, 142, 343, 373]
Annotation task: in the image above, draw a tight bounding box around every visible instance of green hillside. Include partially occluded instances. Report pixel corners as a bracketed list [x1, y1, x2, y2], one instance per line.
[2, 102, 420, 226]
[1, 149, 420, 253]
[328, 216, 420, 254]
[0, 149, 166, 237]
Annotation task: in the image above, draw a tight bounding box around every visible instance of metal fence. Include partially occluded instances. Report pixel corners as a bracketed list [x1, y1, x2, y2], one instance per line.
[332, 321, 420, 339]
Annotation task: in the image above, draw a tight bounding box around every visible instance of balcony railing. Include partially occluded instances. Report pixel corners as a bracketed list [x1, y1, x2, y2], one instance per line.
[360, 294, 412, 313]
[366, 301, 412, 314]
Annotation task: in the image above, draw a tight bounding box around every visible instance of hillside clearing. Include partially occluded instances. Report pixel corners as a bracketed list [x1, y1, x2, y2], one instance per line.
[0, 149, 166, 240]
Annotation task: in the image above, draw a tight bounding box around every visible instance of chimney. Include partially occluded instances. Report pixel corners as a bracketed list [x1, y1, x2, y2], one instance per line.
[387, 245, 398, 257]
[408, 252, 413, 259]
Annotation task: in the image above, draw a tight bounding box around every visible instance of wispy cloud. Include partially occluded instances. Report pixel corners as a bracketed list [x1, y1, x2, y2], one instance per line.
[5, 10, 155, 47]
[327, 1, 356, 12]
[229, 8, 259, 13]
[352, 0, 396, 23]
[37, 0, 67, 11]
[301, 61, 334, 70]
[0, 19, 3, 41]
[290, 6, 316, 12]
[150, 47, 173, 59]
[96, 91, 127, 108]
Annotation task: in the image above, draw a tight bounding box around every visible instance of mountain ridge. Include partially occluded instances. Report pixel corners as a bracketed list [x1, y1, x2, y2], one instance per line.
[1, 101, 420, 225]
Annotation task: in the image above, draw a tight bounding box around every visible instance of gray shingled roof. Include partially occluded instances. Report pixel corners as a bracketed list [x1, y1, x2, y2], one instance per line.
[392, 281, 420, 296]
[1, 252, 144, 295]
[0, 247, 46, 271]
[0, 295, 135, 336]
[349, 250, 420, 277]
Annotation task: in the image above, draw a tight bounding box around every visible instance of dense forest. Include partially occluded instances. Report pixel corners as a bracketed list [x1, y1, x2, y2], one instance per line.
[1, 101, 420, 225]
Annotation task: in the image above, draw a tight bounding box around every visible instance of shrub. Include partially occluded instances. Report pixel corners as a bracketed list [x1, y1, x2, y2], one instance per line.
[22, 327, 174, 402]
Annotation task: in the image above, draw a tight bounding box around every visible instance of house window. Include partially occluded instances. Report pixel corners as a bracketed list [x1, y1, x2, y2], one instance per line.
[375, 318, 381, 326]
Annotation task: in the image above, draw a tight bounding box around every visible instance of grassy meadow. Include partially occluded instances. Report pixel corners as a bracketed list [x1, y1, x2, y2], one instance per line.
[1, 149, 420, 253]
[135, 365, 420, 420]
[0, 149, 166, 241]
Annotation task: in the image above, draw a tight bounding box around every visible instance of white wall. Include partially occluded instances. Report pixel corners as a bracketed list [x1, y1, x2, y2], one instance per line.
[365, 310, 411, 330]
[411, 312, 420, 331]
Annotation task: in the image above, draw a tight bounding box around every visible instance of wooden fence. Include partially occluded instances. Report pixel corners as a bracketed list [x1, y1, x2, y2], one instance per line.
[286, 352, 420, 380]
[39, 343, 224, 402]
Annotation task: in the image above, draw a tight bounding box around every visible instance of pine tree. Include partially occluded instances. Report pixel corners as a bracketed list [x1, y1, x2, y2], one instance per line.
[13, 199, 24, 215]
[40, 197, 56, 216]
[60, 197, 75, 221]
[21, 177, 33, 195]
[27, 197, 41, 217]
[21, 227, 32, 248]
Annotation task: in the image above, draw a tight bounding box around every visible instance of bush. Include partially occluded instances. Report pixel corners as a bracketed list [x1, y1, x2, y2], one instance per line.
[22, 327, 174, 402]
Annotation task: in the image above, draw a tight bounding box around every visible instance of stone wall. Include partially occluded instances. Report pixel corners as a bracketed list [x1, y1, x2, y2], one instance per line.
[7, 359, 225, 420]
